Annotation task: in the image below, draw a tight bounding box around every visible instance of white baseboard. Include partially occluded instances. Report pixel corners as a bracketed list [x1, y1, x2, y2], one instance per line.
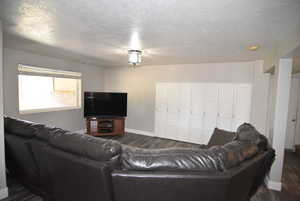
[265, 177, 282, 191]
[0, 187, 8, 200]
[125, 128, 155, 137]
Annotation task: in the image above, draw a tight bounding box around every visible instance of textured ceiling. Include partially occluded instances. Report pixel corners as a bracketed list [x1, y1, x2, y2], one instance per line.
[1, 0, 300, 67]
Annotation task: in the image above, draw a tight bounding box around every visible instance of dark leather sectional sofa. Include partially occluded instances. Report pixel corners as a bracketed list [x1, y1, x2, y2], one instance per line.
[4, 116, 275, 201]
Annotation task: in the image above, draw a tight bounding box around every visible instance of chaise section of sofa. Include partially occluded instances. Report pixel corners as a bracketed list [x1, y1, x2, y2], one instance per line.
[111, 123, 274, 201]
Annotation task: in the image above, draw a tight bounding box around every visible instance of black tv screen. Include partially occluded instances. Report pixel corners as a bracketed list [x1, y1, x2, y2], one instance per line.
[84, 92, 127, 117]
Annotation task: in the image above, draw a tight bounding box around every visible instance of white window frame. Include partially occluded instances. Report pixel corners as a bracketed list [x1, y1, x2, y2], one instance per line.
[18, 64, 82, 114]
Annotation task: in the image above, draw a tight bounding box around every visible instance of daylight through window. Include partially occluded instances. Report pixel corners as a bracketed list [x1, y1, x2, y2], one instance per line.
[18, 64, 82, 114]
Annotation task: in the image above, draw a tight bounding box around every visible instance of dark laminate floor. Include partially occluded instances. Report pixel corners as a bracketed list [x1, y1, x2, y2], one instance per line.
[2, 133, 300, 201]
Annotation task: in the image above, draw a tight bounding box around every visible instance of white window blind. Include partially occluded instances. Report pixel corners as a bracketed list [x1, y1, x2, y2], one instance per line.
[18, 64, 82, 78]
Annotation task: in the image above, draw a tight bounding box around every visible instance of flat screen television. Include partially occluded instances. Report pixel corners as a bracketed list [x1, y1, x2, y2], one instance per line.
[84, 92, 127, 117]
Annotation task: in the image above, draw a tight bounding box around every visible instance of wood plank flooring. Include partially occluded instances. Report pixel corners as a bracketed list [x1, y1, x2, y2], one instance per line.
[2, 133, 300, 201]
[1, 177, 43, 201]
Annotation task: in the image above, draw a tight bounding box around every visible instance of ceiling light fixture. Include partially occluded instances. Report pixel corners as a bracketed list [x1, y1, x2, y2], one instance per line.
[249, 45, 260, 51]
[128, 49, 142, 67]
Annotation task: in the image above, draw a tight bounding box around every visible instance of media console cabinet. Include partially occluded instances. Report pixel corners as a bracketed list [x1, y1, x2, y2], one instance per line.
[86, 117, 125, 136]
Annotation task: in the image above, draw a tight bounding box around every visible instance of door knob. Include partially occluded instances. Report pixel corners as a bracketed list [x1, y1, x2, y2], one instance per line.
[292, 119, 296, 122]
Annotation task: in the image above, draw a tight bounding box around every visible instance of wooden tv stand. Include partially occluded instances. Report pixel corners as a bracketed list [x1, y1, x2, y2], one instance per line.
[86, 117, 125, 136]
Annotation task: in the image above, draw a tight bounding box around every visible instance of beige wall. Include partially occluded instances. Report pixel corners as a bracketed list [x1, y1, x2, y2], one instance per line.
[0, 21, 8, 199]
[3, 48, 104, 131]
[104, 61, 270, 135]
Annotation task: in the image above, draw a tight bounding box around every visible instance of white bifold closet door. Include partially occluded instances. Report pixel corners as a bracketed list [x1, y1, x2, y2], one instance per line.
[189, 84, 205, 143]
[177, 84, 191, 142]
[154, 83, 252, 144]
[154, 83, 167, 138]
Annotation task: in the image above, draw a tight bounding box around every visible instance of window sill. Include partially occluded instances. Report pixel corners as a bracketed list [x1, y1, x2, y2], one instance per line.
[19, 106, 81, 115]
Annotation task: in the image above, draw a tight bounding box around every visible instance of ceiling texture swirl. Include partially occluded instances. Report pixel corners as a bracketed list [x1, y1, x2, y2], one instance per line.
[1, 0, 300, 67]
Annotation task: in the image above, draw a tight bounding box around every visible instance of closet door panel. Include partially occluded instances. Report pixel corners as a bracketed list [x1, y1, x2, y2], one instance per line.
[166, 83, 180, 114]
[232, 118, 245, 131]
[189, 84, 205, 143]
[155, 111, 167, 137]
[217, 84, 235, 131]
[176, 84, 192, 141]
[191, 84, 204, 115]
[203, 85, 219, 117]
[235, 84, 252, 119]
[155, 83, 167, 112]
[217, 118, 233, 131]
[233, 84, 252, 130]
[218, 85, 234, 117]
[178, 113, 190, 142]
[203, 118, 216, 134]
[164, 83, 181, 140]
[165, 112, 179, 140]
[201, 84, 218, 144]
[189, 115, 203, 143]
[155, 83, 168, 137]
[203, 84, 218, 143]
[179, 84, 191, 113]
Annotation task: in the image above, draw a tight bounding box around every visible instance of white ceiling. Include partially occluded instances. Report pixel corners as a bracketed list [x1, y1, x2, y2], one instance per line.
[1, 0, 300, 67]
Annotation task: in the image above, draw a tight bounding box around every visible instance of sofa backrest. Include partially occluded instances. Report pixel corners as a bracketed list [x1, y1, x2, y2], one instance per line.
[236, 123, 269, 152]
[4, 116, 43, 138]
[49, 132, 121, 162]
[217, 141, 259, 170]
[121, 145, 223, 172]
[207, 127, 236, 148]
[35, 125, 69, 142]
[120, 140, 259, 172]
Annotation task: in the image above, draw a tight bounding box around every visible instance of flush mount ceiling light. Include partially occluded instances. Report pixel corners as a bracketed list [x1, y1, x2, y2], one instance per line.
[248, 45, 260, 51]
[128, 50, 142, 67]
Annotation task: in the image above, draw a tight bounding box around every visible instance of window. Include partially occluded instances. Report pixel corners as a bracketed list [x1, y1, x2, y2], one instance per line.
[18, 64, 82, 114]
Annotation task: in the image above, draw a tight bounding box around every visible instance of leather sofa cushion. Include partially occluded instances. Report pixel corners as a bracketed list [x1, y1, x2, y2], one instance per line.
[236, 123, 268, 151]
[4, 116, 43, 137]
[121, 140, 258, 172]
[49, 132, 121, 162]
[121, 145, 225, 172]
[35, 125, 69, 142]
[218, 141, 259, 170]
[207, 128, 236, 148]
